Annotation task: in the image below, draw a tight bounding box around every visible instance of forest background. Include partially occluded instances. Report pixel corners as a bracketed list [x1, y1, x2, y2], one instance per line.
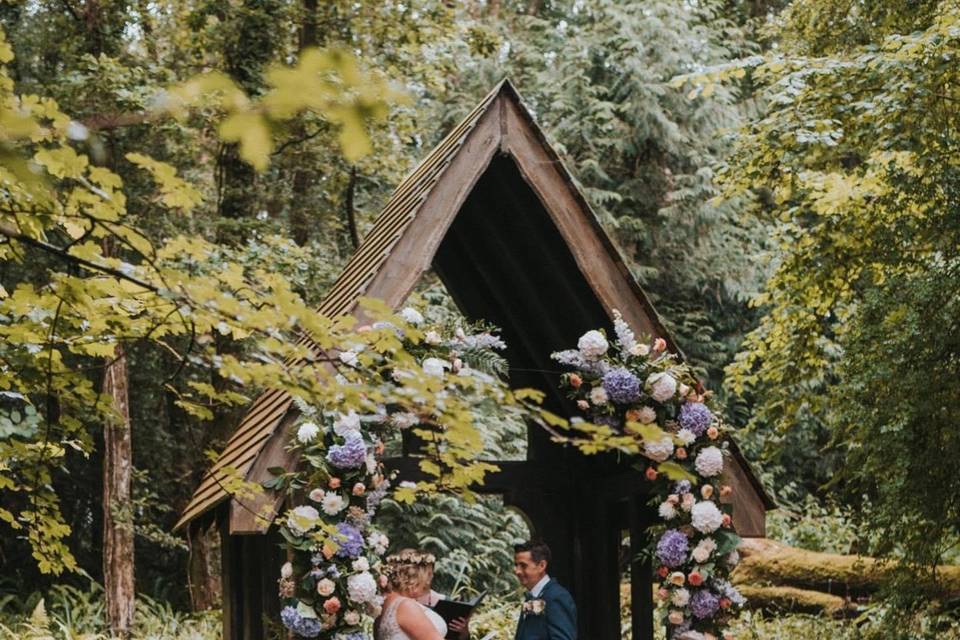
[1, 0, 959, 638]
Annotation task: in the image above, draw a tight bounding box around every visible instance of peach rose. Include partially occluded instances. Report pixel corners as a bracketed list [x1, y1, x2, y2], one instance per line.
[323, 597, 341, 615]
[569, 374, 583, 389]
[653, 337, 667, 353]
[668, 571, 686, 586]
[375, 441, 385, 455]
[720, 485, 733, 498]
[322, 542, 336, 559]
[688, 571, 704, 587]
[707, 426, 719, 440]
[667, 494, 680, 505]
[328, 477, 341, 489]
[722, 514, 732, 528]
[668, 610, 684, 625]
[675, 447, 687, 460]
[657, 566, 670, 578]
[657, 588, 669, 601]
[645, 467, 658, 481]
[352, 482, 366, 496]
[577, 399, 589, 411]
[625, 408, 641, 422]
[700, 484, 714, 499]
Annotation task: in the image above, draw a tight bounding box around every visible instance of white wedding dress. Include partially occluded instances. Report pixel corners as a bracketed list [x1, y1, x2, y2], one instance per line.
[376, 596, 448, 640]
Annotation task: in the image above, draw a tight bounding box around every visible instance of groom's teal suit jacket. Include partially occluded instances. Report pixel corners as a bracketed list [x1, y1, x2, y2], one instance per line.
[515, 579, 577, 640]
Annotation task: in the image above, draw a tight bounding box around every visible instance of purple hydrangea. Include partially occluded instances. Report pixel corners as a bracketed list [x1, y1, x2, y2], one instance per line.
[679, 402, 713, 436]
[326, 434, 367, 469]
[602, 367, 641, 404]
[655, 529, 689, 568]
[674, 480, 692, 494]
[591, 413, 622, 429]
[280, 606, 322, 638]
[334, 522, 365, 559]
[337, 634, 366, 640]
[689, 589, 720, 619]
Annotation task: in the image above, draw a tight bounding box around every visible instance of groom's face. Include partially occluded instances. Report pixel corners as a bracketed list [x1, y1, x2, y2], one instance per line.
[514, 551, 547, 590]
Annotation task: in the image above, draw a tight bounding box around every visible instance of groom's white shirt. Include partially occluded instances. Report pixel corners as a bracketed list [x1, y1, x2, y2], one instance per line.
[530, 575, 551, 598]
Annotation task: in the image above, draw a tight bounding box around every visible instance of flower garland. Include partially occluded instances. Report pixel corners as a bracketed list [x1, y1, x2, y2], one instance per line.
[274, 307, 513, 639]
[553, 311, 744, 640]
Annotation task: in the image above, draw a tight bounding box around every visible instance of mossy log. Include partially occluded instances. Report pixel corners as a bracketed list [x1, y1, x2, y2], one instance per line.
[735, 585, 858, 616]
[732, 538, 960, 599]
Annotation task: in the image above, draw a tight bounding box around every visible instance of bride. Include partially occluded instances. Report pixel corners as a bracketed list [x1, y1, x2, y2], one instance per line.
[375, 549, 453, 640]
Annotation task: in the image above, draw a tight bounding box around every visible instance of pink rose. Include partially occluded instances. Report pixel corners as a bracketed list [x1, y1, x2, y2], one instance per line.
[657, 588, 669, 600]
[675, 447, 687, 460]
[688, 571, 703, 587]
[577, 400, 589, 411]
[323, 597, 341, 615]
[668, 610, 684, 625]
[645, 467, 658, 481]
[328, 477, 341, 489]
[653, 337, 667, 353]
[352, 483, 366, 496]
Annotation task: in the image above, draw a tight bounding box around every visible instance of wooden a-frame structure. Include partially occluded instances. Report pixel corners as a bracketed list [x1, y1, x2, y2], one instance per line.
[176, 80, 773, 640]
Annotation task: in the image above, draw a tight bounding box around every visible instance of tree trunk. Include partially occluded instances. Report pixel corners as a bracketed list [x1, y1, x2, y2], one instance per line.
[187, 520, 222, 610]
[102, 343, 135, 638]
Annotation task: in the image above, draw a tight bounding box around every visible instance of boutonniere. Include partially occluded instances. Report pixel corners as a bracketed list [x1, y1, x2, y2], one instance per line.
[522, 599, 546, 615]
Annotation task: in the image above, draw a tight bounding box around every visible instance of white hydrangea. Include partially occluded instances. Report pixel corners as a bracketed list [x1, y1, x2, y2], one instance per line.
[691, 538, 717, 563]
[296, 422, 320, 444]
[577, 330, 609, 359]
[691, 501, 724, 534]
[287, 505, 320, 535]
[694, 446, 724, 477]
[400, 307, 424, 325]
[589, 386, 609, 405]
[643, 435, 675, 462]
[334, 411, 362, 437]
[670, 588, 690, 607]
[422, 357, 449, 377]
[658, 501, 678, 520]
[390, 412, 418, 429]
[647, 372, 677, 402]
[347, 571, 378, 603]
[676, 428, 697, 446]
[321, 493, 346, 516]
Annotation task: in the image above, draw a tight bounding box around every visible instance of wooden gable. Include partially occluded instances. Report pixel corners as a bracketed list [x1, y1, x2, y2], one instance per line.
[175, 80, 772, 538]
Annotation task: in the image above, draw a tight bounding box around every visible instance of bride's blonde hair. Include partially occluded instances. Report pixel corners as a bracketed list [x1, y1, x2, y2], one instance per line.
[383, 548, 435, 595]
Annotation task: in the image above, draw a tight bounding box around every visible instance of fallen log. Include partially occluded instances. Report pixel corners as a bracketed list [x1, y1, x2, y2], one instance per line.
[732, 538, 960, 602]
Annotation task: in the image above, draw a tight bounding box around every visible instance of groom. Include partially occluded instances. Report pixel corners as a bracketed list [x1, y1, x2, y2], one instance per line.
[513, 541, 577, 640]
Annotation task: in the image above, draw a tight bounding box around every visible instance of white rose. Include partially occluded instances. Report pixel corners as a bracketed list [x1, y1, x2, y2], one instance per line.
[322, 493, 347, 516]
[681, 493, 696, 512]
[343, 610, 361, 626]
[287, 505, 320, 535]
[577, 330, 608, 358]
[630, 343, 650, 357]
[647, 372, 678, 402]
[281, 561, 293, 579]
[334, 411, 361, 437]
[317, 578, 336, 596]
[309, 488, 325, 502]
[400, 307, 424, 325]
[643, 435, 675, 462]
[347, 571, 378, 604]
[297, 422, 320, 444]
[368, 531, 389, 555]
[424, 330, 442, 345]
[352, 557, 370, 572]
[691, 501, 724, 533]
[694, 446, 724, 477]
[692, 538, 717, 564]
[676, 428, 697, 446]
[422, 357, 449, 378]
[589, 386, 609, 405]
[670, 588, 690, 607]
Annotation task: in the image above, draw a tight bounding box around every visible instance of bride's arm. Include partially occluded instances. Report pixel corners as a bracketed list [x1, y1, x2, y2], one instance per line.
[396, 599, 445, 640]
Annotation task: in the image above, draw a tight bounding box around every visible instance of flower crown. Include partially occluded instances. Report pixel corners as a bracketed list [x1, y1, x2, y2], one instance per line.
[384, 550, 436, 568]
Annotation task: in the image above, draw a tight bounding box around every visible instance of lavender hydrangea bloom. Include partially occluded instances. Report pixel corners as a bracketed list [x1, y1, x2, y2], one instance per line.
[602, 367, 641, 404]
[280, 606, 323, 638]
[674, 480, 692, 494]
[551, 350, 610, 376]
[655, 529, 689, 568]
[689, 589, 720, 619]
[678, 402, 713, 436]
[326, 434, 367, 469]
[591, 413, 621, 430]
[334, 522, 365, 559]
[365, 480, 391, 516]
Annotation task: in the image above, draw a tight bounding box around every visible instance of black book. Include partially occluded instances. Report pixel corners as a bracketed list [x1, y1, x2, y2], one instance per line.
[432, 591, 487, 640]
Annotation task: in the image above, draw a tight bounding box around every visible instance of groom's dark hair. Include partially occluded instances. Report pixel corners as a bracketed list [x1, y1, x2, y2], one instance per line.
[515, 540, 551, 565]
